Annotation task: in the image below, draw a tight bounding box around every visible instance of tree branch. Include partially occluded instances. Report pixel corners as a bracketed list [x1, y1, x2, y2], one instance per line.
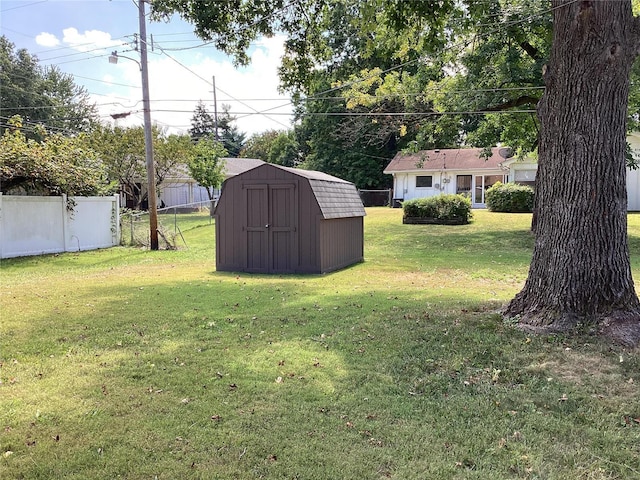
[519, 41, 542, 61]
[485, 95, 540, 112]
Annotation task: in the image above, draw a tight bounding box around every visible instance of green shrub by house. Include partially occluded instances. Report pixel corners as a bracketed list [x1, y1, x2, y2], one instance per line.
[402, 194, 472, 224]
[485, 182, 535, 213]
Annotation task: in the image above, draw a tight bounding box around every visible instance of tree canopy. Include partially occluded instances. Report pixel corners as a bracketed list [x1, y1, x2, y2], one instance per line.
[241, 129, 299, 166]
[87, 124, 193, 209]
[188, 137, 227, 201]
[189, 100, 218, 142]
[0, 36, 99, 139]
[0, 116, 110, 197]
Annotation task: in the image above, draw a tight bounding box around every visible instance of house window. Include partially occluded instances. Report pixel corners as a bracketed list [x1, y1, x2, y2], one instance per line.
[456, 175, 472, 195]
[416, 175, 433, 188]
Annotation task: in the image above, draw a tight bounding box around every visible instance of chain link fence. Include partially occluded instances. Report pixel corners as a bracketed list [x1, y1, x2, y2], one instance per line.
[358, 189, 392, 207]
[120, 200, 215, 249]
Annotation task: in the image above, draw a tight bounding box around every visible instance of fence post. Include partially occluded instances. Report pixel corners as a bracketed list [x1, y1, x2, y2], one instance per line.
[62, 194, 69, 252]
[112, 194, 120, 246]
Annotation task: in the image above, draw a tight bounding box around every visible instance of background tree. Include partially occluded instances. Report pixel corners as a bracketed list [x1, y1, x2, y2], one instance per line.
[0, 36, 99, 138]
[217, 104, 246, 157]
[152, 0, 640, 344]
[154, 132, 194, 202]
[189, 100, 217, 142]
[187, 137, 227, 204]
[88, 125, 191, 210]
[189, 101, 245, 156]
[0, 116, 110, 197]
[240, 129, 281, 160]
[241, 129, 299, 166]
[88, 124, 147, 209]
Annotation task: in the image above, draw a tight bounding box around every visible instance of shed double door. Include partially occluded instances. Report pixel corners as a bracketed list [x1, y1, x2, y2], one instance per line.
[244, 183, 297, 273]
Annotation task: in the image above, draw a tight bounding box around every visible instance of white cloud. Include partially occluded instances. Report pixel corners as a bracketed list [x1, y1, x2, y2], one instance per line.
[96, 34, 294, 137]
[62, 27, 123, 52]
[35, 32, 60, 47]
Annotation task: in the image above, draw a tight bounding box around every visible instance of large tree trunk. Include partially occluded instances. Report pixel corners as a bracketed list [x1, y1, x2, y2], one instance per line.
[504, 1, 640, 347]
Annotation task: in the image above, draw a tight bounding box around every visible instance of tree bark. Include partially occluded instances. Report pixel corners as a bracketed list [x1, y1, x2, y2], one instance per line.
[504, 0, 640, 347]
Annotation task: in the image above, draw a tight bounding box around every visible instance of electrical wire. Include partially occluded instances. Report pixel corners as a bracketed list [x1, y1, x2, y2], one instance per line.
[155, 42, 292, 129]
[2, 0, 580, 133]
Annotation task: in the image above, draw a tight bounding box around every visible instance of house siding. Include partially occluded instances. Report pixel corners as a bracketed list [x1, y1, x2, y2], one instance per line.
[628, 168, 640, 211]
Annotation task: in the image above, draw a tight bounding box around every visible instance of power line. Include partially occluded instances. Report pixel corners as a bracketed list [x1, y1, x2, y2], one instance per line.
[0, 1, 47, 13]
[154, 42, 292, 129]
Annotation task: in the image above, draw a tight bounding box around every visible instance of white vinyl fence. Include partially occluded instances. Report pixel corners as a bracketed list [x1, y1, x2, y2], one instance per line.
[0, 194, 120, 259]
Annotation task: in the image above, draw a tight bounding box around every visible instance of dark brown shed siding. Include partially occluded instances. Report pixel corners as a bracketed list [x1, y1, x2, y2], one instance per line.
[319, 217, 364, 273]
[214, 178, 245, 271]
[214, 163, 364, 274]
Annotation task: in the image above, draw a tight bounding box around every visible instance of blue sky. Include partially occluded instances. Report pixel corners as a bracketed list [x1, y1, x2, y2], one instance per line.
[1, 0, 294, 136]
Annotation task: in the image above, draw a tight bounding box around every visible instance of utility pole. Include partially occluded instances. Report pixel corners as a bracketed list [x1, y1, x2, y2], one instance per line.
[139, 0, 159, 250]
[212, 75, 219, 141]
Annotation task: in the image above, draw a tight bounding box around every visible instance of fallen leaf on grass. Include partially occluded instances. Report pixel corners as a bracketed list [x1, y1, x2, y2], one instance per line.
[211, 415, 222, 421]
[275, 377, 283, 384]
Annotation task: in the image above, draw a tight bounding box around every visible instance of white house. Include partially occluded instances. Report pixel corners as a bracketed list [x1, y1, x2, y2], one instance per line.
[125, 157, 265, 210]
[384, 147, 513, 208]
[385, 146, 640, 211]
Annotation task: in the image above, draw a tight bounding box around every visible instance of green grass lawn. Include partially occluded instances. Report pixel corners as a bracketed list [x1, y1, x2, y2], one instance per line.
[1, 209, 639, 479]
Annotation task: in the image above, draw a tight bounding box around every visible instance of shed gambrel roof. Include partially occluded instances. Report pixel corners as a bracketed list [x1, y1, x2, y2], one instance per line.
[264, 165, 366, 219]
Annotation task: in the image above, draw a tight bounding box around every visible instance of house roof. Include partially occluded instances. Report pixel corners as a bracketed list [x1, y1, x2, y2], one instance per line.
[250, 164, 366, 220]
[162, 157, 265, 182]
[383, 147, 513, 174]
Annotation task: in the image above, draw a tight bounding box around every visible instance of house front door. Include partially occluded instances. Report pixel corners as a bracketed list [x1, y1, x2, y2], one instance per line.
[473, 175, 504, 207]
[244, 183, 296, 273]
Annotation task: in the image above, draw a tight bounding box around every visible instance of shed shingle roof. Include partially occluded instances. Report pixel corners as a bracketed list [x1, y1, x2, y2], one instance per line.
[267, 165, 366, 219]
[384, 147, 512, 173]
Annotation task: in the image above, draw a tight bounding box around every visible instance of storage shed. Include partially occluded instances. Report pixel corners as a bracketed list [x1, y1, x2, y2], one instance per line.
[214, 163, 366, 273]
